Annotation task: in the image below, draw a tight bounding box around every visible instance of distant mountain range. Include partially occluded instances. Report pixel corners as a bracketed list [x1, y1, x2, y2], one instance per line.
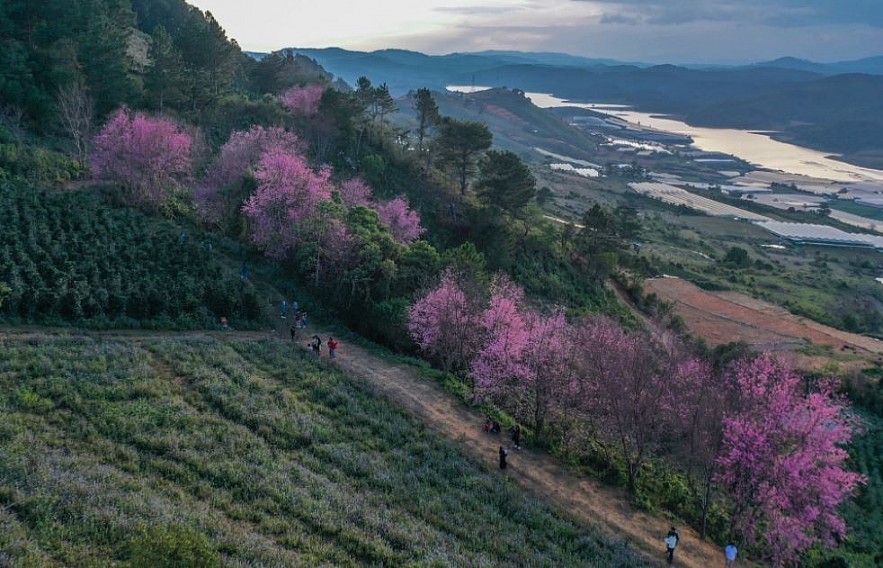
[254, 47, 883, 167]
[247, 48, 883, 94]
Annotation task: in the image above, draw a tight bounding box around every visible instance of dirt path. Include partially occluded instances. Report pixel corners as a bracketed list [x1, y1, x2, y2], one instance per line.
[1, 323, 726, 567]
[287, 325, 725, 568]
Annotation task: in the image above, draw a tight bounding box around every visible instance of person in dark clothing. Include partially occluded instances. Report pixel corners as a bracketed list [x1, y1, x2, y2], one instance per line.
[511, 423, 522, 450]
[499, 446, 508, 469]
[311, 335, 322, 355]
[665, 527, 680, 565]
[290, 325, 297, 340]
[491, 419, 501, 434]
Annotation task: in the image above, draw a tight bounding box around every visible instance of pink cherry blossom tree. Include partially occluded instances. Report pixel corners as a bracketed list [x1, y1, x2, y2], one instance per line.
[279, 84, 325, 117]
[715, 355, 864, 565]
[91, 107, 193, 210]
[375, 196, 426, 244]
[572, 317, 679, 491]
[241, 147, 333, 259]
[470, 276, 575, 434]
[196, 126, 303, 225]
[407, 270, 483, 373]
[337, 177, 373, 208]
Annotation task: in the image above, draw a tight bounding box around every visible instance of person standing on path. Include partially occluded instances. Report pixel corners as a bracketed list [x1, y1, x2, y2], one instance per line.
[280, 300, 288, 319]
[311, 335, 322, 356]
[290, 325, 297, 341]
[511, 423, 522, 450]
[665, 526, 680, 565]
[724, 542, 737, 567]
[327, 337, 338, 359]
[499, 446, 508, 469]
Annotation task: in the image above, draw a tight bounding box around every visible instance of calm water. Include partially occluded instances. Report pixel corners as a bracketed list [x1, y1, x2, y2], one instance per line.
[523, 92, 883, 184]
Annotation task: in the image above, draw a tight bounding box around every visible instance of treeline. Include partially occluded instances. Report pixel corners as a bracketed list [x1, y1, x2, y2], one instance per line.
[0, 0, 331, 137]
[408, 271, 864, 566]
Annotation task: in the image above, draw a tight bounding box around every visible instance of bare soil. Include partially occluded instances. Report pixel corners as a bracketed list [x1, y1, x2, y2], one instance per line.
[645, 276, 883, 369]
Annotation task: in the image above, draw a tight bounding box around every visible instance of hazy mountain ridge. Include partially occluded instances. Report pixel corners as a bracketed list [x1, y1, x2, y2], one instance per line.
[269, 47, 883, 164]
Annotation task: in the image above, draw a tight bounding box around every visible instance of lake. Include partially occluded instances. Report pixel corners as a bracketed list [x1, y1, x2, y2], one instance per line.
[523, 92, 883, 184]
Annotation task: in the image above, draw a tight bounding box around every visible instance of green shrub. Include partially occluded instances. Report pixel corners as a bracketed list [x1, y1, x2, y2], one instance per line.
[129, 524, 220, 568]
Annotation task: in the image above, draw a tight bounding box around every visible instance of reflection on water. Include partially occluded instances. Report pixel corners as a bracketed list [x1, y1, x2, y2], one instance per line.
[525, 92, 883, 184]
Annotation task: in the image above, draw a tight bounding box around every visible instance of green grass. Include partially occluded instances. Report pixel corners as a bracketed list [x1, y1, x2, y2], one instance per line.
[0, 333, 644, 567]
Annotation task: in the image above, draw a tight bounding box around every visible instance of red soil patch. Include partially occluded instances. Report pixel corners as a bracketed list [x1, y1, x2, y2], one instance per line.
[645, 277, 883, 368]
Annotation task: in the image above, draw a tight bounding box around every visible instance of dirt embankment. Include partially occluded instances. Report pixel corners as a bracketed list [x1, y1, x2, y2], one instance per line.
[645, 276, 883, 369]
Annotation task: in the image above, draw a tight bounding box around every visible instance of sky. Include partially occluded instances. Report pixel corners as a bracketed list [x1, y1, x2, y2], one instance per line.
[187, 0, 883, 64]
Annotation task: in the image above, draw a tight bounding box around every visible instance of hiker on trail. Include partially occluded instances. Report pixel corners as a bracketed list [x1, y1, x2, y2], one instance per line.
[724, 542, 737, 567]
[499, 446, 508, 470]
[328, 337, 338, 359]
[311, 335, 322, 356]
[301, 311, 308, 328]
[665, 527, 679, 565]
[290, 325, 297, 341]
[239, 263, 249, 280]
[280, 300, 288, 319]
[483, 416, 493, 433]
[491, 419, 501, 434]
[511, 423, 522, 450]
[292, 300, 299, 313]
[294, 310, 303, 329]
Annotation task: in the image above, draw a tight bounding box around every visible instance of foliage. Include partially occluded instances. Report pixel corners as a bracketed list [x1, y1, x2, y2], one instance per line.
[375, 195, 426, 244]
[91, 107, 193, 210]
[407, 270, 483, 373]
[475, 150, 537, 214]
[0, 185, 262, 327]
[436, 118, 493, 194]
[716, 355, 865, 565]
[279, 84, 325, 117]
[197, 125, 303, 228]
[129, 524, 220, 568]
[413, 87, 440, 157]
[241, 146, 333, 259]
[0, 143, 83, 185]
[0, 334, 647, 566]
[409, 272, 865, 562]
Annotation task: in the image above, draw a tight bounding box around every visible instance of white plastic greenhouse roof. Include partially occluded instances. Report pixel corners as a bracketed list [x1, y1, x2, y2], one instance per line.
[755, 221, 883, 249]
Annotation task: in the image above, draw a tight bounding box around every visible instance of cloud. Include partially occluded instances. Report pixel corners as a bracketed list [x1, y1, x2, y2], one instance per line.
[576, 0, 883, 28]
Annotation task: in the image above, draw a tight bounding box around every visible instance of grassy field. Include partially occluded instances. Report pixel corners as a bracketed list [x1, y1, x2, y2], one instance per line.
[0, 332, 643, 567]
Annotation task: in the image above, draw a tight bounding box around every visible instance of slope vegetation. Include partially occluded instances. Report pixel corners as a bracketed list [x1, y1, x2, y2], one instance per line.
[0, 330, 645, 566]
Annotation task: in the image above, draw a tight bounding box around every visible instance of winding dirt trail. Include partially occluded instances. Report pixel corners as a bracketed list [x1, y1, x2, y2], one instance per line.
[0, 323, 727, 567]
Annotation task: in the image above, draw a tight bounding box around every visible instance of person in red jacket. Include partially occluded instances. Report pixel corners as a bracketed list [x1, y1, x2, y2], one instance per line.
[328, 337, 339, 359]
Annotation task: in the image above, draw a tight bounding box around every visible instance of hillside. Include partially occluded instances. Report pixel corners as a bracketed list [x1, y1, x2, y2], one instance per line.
[0, 1, 878, 565]
[0, 330, 645, 566]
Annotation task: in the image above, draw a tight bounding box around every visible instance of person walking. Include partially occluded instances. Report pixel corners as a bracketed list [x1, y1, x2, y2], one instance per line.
[310, 335, 322, 356]
[724, 542, 737, 567]
[499, 446, 508, 470]
[289, 325, 297, 341]
[665, 527, 680, 565]
[280, 299, 288, 319]
[327, 337, 338, 359]
[511, 423, 522, 450]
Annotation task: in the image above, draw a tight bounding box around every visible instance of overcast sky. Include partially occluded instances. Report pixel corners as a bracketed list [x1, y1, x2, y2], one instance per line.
[187, 0, 883, 63]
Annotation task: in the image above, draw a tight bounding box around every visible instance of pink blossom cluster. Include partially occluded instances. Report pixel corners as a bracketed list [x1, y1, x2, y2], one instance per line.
[92, 107, 193, 209]
[279, 85, 325, 117]
[408, 273, 865, 564]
